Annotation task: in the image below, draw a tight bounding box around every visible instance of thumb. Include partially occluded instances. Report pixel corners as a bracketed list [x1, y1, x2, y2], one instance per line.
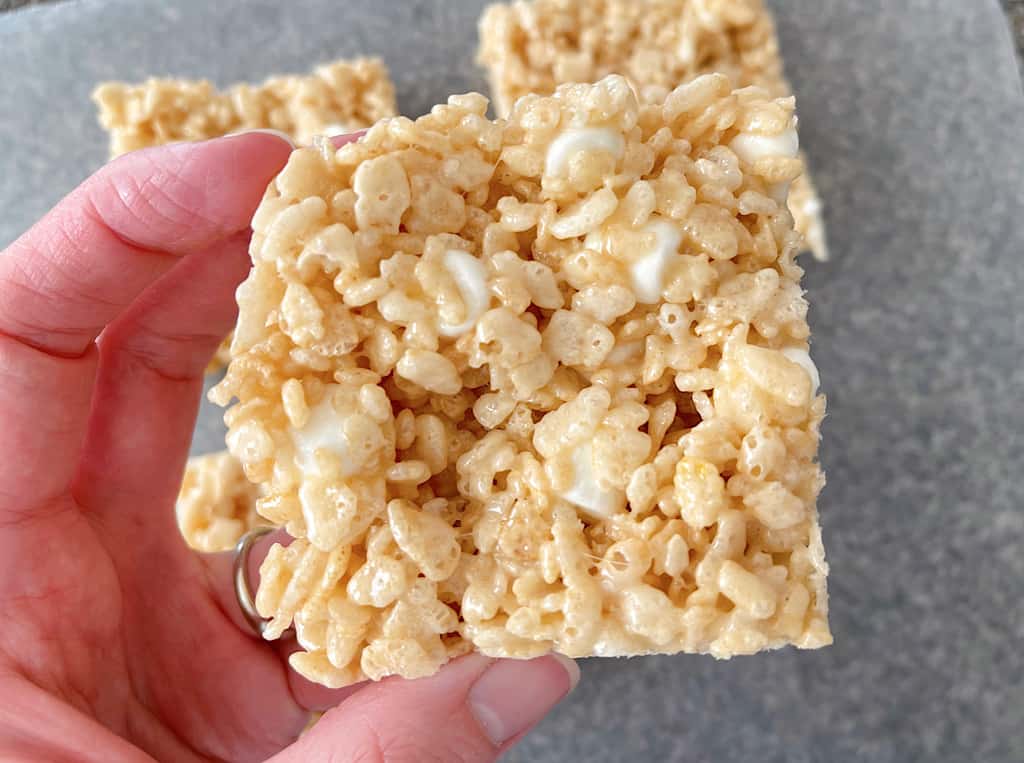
[269, 653, 579, 762]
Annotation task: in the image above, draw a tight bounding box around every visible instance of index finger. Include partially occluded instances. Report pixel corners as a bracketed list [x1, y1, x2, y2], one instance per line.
[0, 133, 291, 358]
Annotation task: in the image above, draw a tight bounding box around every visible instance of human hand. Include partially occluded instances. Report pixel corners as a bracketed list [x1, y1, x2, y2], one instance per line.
[0, 133, 578, 762]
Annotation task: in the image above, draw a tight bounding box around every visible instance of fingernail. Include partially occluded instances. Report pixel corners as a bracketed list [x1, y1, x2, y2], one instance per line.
[468, 653, 580, 746]
[226, 128, 296, 148]
[330, 129, 367, 149]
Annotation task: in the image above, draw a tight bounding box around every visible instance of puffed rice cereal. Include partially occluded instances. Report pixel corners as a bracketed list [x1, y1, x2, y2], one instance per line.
[211, 73, 830, 689]
[93, 57, 397, 157]
[477, 0, 828, 260]
[175, 451, 264, 553]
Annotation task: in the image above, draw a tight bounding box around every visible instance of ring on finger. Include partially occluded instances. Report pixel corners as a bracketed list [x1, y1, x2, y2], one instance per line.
[233, 525, 275, 637]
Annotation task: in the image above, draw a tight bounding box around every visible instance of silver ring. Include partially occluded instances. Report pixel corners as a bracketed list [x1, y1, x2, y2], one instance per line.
[233, 525, 275, 637]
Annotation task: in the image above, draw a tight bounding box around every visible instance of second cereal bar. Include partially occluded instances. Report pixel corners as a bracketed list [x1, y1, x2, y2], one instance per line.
[478, 0, 828, 260]
[92, 57, 397, 156]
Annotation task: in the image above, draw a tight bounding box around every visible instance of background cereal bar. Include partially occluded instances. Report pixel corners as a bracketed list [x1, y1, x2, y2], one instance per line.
[92, 57, 397, 157]
[477, 0, 828, 260]
[175, 451, 264, 553]
[211, 74, 830, 689]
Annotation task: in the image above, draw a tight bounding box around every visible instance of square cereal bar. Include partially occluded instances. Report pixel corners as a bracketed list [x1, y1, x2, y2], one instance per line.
[211, 74, 830, 689]
[176, 451, 263, 553]
[92, 57, 397, 157]
[478, 0, 828, 259]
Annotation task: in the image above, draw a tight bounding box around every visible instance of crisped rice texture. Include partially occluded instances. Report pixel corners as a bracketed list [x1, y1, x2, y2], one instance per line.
[176, 451, 263, 553]
[477, 0, 828, 259]
[211, 74, 830, 689]
[92, 57, 397, 157]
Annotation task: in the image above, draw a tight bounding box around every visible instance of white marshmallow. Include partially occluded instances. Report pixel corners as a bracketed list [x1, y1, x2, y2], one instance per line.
[729, 126, 800, 165]
[546, 127, 625, 177]
[561, 444, 625, 518]
[781, 347, 821, 395]
[437, 250, 490, 337]
[630, 219, 683, 304]
[291, 390, 358, 477]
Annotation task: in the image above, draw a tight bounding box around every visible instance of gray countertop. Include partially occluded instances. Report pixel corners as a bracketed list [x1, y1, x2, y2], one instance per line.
[1, 1, 1023, 762]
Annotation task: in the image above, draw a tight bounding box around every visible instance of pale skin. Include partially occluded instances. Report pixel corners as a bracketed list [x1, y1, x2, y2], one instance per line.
[0, 132, 578, 762]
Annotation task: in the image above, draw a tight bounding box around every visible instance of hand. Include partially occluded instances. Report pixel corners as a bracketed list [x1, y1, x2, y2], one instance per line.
[0, 133, 578, 762]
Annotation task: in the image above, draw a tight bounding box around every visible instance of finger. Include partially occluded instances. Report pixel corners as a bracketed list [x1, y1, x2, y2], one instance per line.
[0, 132, 292, 513]
[100, 228, 253, 380]
[270, 652, 579, 763]
[330, 130, 366, 148]
[0, 335, 97, 515]
[0, 132, 289, 356]
[77, 132, 361, 518]
[74, 229, 253, 527]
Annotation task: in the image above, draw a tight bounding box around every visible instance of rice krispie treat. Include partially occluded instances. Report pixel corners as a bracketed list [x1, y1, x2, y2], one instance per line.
[92, 57, 397, 157]
[211, 73, 830, 689]
[478, 0, 828, 260]
[176, 451, 263, 553]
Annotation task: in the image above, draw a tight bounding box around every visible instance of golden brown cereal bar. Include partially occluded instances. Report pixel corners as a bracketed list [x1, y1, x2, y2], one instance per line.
[93, 57, 397, 158]
[477, 0, 828, 260]
[210, 74, 830, 689]
[175, 451, 264, 553]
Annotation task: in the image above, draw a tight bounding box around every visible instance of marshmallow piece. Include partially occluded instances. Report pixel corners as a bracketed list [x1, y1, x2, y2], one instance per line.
[729, 126, 799, 165]
[781, 347, 821, 395]
[630, 219, 683, 304]
[291, 389, 358, 477]
[561, 443, 626, 518]
[438, 250, 490, 337]
[546, 127, 625, 177]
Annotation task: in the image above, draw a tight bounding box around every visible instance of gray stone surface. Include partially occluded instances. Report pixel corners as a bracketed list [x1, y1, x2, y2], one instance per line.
[1, 1, 1023, 761]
